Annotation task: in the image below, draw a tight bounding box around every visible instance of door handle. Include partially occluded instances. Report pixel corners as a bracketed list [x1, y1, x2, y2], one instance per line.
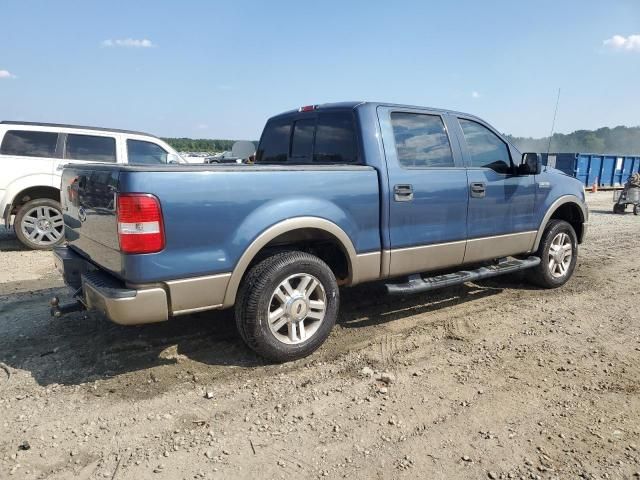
[394, 184, 414, 202]
[470, 182, 486, 198]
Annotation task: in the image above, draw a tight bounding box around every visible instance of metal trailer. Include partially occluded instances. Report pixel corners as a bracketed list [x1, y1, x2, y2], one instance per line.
[542, 153, 640, 188]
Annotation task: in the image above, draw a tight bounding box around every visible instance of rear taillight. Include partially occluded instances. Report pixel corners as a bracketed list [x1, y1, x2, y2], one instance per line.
[117, 194, 165, 254]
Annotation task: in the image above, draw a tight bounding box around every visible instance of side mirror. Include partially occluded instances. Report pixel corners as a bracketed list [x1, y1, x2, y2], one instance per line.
[167, 153, 180, 164]
[519, 152, 542, 175]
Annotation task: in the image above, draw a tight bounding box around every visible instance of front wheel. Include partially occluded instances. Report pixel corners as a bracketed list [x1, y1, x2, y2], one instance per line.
[14, 198, 65, 250]
[634, 204, 639, 216]
[235, 251, 339, 362]
[527, 220, 578, 289]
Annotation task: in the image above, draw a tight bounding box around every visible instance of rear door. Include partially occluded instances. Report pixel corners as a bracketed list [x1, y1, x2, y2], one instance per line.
[52, 131, 122, 188]
[453, 116, 536, 263]
[378, 107, 469, 277]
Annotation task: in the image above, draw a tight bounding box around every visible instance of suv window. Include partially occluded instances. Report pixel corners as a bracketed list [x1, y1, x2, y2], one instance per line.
[256, 119, 291, 163]
[290, 119, 315, 160]
[257, 111, 358, 165]
[0, 130, 59, 157]
[459, 118, 511, 173]
[127, 140, 168, 165]
[390, 112, 454, 168]
[313, 112, 357, 164]
[65, 134, 116, 162]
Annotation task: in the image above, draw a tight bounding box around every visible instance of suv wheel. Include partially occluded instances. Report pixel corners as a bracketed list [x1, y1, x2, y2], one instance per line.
[235, 251, 339, 362]
[527, 219, 577, 288]
[14, 199, 65, 250]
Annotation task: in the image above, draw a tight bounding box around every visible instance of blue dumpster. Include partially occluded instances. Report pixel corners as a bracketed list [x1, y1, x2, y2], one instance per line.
[542, 153, 640, 188]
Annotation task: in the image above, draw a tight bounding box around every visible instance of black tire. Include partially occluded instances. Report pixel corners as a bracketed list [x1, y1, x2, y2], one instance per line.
[613, 203, 625, 214]
[14, 198, 65, 250]
[634, 204, 639, 216]
[527, 220, 578, 289]
[235, 251, 339, 362]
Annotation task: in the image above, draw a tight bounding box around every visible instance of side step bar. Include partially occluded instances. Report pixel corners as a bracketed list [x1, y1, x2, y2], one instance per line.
[386, 256, 541, 295]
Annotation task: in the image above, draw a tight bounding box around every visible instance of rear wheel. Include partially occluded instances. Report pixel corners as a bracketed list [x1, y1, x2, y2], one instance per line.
[235, 251, 339, 362]
[14, 198, 65, 250]
[527, 220, 577, 288]
[613, 203, 626, 214]
[634, 204, 639, 216]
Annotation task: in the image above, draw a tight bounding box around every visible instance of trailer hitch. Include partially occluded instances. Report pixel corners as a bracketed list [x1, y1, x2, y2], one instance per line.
[49, 296, 85, 318]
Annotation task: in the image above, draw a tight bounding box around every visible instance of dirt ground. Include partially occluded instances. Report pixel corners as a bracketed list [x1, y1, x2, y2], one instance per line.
[0, 191, 638, 480]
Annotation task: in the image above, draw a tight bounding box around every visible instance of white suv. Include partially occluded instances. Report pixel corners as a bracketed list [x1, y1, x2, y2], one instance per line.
[0, 121, 183, 249]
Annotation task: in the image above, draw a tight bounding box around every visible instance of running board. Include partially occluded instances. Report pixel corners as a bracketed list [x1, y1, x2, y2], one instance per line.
[386, 256, 541, 295]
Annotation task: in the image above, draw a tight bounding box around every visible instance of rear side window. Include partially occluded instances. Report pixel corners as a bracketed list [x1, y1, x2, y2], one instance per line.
[256, 111, 358, 165]
[314, 112, 357, 164]
[0, 130, 58, 157]
[127, 140, 168, 165]
[256, 119, 291, 163]
[390, 112, 454, 168]
[65, 134, 116, 162]
[459, 118, 511, 173]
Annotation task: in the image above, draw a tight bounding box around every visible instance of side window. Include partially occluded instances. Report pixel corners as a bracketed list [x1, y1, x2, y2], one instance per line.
[65, 134, 116, 162]
[0, 130, 58, 157]
[390, 112, 455, 168]
[459, 119, 511, 173]
[290, 118, 315, 161]
[314, 112, 358, 164]
[255, 119, 291, 163]
[127, 140, 168, 165]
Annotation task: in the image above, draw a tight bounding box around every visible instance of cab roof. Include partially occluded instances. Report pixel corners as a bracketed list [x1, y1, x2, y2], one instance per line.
[268, 101, 481, 121]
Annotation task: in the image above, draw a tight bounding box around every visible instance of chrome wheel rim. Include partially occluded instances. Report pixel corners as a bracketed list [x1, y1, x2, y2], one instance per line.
[20, 206, 64, 246]
[548, 232, 572, 278]
[268, 273, 326, 345]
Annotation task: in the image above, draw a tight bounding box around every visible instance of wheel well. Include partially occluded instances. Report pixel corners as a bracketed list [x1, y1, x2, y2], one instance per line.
[248, 228, 351, 284]
[10, 186, 61, 214]
[550, 203, 584, 242]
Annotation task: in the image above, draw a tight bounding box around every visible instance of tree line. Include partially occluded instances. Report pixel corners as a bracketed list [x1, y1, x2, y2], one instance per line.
[162, 138, 238, 152]
[164, 125, 640, 155]
[506, 125, 640, 155]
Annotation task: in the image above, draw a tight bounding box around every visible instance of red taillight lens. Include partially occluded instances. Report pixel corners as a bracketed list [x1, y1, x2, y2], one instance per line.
[117, 194, 165, 254]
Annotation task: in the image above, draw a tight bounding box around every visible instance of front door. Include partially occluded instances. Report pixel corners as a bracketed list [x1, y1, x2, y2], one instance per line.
[378, 107, 469, 277]
[453, 117, 537, 263]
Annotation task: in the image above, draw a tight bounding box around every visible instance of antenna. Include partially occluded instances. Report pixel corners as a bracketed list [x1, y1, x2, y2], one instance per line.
[546, 88, 561, 155]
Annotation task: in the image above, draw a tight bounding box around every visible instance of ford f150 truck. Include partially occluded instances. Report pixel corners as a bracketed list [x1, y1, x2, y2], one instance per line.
[52, 102, 588, 361]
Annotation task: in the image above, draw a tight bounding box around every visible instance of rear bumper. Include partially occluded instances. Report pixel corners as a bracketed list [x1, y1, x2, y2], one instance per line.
[53, 246, 230, 325]
[53, 246, 168, 325]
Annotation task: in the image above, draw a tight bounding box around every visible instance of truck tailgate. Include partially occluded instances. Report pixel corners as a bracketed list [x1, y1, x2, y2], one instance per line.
[61, 166, 122, 276]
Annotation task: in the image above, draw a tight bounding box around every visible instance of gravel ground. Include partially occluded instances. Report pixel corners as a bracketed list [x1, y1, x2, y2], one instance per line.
[0, 191, 639, 480]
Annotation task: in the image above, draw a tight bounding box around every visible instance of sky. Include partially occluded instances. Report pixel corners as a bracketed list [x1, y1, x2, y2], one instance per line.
[1, 0, 639, 140]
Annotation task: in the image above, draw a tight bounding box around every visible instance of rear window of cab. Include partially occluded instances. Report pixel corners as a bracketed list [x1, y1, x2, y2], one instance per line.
[256, 111, 359, 165]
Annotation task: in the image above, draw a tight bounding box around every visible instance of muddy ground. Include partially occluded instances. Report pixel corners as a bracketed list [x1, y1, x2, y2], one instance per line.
[0, 191, 638, 480]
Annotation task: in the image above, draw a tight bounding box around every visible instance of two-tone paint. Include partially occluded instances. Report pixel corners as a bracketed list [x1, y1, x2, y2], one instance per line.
[59, 101, 588, 324]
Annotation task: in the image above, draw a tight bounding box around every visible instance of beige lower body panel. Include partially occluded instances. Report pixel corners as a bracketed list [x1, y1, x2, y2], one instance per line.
[463, 231, 536, 264]
[388, 240, 466, 277]
[352, 251, 382, 284]
[165, 273, 231, 316]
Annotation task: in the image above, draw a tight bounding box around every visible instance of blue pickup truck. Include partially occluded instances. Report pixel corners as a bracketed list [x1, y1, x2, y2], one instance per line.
[53, 102, 588, 361]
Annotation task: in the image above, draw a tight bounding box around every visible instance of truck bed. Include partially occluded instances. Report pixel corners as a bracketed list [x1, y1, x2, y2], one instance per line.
[61, 163, 381, 285]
